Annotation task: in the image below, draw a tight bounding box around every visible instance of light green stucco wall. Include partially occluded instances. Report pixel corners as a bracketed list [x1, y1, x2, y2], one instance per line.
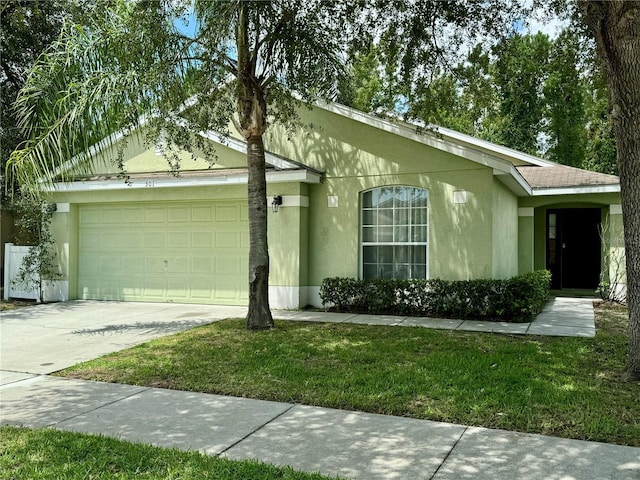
[518, 213, 535, 275]
[51, 105, 507, 302]
[53, 103, 617, 306]
[50, 208, 71, 278]
[83, 129, 248, 176]
[265, 107, 499, 285]
[492, 179, 519, 278]
[265, 183, 308, 287]
[606, 210, 625, 293]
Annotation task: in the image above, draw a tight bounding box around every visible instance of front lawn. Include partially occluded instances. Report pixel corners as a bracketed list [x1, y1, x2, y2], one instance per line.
[59, 302, 640, 446]
[0, 426, 340, 480]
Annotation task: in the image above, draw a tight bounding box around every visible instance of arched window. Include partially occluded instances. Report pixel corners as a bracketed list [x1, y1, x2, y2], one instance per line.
[361, 186, 428, 280]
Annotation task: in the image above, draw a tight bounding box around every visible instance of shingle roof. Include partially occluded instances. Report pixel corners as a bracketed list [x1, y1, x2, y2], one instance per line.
[516, 165, 619, 189]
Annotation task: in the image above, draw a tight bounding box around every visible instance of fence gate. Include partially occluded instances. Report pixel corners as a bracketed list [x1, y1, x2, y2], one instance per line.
[3, 243, 38, 300]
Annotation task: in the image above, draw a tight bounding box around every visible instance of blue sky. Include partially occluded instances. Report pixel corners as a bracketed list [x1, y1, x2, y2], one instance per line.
[174, 10, 198, 38]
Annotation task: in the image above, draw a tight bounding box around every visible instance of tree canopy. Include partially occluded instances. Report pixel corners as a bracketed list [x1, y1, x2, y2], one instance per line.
[340, 17, 617, 173]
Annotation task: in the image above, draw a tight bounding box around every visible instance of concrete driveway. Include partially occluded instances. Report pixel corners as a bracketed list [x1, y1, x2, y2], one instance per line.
[0, 300, 247, 375]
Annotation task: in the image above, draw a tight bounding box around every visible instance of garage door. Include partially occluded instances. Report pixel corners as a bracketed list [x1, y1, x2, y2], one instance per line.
[78, 201, 249, 304]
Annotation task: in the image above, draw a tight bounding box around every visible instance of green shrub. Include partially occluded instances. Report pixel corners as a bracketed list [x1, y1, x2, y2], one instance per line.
[319, 270, 551, 322]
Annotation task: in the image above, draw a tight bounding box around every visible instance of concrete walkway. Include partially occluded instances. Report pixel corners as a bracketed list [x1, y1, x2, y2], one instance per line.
[2, 297, 636, 479]
[276, 296, 597, 337]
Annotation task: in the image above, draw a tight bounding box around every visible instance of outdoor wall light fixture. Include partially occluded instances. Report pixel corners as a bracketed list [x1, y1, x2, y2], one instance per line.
[272, 195, 283, 213]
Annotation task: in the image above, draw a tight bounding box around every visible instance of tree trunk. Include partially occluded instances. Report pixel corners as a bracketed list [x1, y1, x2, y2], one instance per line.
[580, 1, 640, 380]
[235, 1, 274, 330]
[246, 134, 274, 330]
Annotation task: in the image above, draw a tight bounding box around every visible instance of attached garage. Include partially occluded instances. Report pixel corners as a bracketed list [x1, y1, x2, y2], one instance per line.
[78, 200, 249, 305]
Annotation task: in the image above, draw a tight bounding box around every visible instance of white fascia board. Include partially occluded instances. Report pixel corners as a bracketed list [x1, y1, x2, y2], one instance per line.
[511, 165, 533, 195]
[493, 166, 533, 197]
[430, 125, 556, 167]
[531, 184, 621, 196]
[512, 165, 533, 195]
[46, 170, 321, 193]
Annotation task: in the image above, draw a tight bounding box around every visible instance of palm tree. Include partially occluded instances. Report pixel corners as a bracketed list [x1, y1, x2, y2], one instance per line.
[7, 0, 350, 329]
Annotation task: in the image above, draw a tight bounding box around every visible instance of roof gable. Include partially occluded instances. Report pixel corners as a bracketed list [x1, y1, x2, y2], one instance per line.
[314, 101, 619, 196]
[51, 96, 619, 198]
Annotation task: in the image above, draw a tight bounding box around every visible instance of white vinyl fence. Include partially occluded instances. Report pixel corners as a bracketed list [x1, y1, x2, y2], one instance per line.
[3, 243, 67, 302]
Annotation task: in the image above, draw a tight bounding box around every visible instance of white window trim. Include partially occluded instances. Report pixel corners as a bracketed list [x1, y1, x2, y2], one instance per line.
[360, 186, 430, 280]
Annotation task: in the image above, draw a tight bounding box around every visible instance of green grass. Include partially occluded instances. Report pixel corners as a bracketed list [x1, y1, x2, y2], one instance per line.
[59, 302, 640, 446]
[0, 426, 341, 480]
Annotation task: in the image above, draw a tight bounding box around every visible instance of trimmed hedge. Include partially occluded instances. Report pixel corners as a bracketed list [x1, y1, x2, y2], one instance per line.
[319, 270, 551, 323]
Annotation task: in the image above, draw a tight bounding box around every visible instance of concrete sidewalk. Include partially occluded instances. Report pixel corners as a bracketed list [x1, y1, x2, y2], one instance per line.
[1, 373, 639, 480]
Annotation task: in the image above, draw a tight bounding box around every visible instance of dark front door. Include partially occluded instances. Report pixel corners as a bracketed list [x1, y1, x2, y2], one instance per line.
[546, 208, 602, 289]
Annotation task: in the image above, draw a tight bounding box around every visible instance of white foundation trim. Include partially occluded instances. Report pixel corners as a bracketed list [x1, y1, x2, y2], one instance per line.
[305, 286, 323, 308]
[48, 170, 321, 193]
[42, 280, 69, 302]
[269, 286, 306, 310]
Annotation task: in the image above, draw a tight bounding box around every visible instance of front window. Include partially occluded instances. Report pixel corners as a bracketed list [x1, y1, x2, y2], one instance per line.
[361, 186, 428, 279]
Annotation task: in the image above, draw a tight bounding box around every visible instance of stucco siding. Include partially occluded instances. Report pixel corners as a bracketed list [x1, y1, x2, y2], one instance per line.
[262, 106, 498, 285]
[518, 212, 535, 275]
[304, 169, 497, 286]
[302, 171, 492, 285]
[606, 208, 626, 296]
[266, 107, 481, 178]
[42, 102, 624, 308]
[492, 179, 519, 278]
[81, 129, 248, 176]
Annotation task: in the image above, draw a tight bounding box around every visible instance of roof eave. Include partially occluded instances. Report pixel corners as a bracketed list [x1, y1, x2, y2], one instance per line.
[315, 101, 556, 168]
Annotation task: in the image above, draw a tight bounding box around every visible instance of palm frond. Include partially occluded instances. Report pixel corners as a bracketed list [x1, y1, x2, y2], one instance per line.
[6, 6, 197, 195]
